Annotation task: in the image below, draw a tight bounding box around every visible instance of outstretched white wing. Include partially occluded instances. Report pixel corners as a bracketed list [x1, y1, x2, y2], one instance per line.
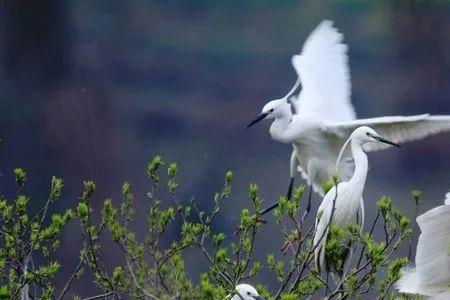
[396, 199, 450, 296]
[326, 114, 450, 151]
[291, 20, 355, 122]
[293, 114, 450, 195]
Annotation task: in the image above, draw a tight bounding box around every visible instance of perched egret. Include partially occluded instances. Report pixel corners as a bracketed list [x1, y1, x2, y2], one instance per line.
[312, 126, 400, 275]
[247, 20, 450, 216]
[396, 191, 450, 299]
[226, 284, 265, 300]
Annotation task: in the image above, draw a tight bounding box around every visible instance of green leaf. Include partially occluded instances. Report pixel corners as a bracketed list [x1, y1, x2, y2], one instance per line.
[13, 168, 26, 185]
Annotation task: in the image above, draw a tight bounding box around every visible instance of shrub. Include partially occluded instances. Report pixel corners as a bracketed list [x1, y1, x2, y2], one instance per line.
[0, 156, 417, 299]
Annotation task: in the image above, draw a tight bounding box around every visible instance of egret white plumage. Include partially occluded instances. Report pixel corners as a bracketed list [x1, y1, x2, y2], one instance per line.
[226, 284, 265, 300]
[312, 126, 400, 275]
[395, 191, 450, 299]
[247, 20, 450, 216]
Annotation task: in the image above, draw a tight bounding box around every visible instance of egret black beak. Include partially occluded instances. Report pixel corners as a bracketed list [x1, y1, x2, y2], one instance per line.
[247, 113, 268, 128]
[256, 296, 266, 300]
[373, 135, 401, 148]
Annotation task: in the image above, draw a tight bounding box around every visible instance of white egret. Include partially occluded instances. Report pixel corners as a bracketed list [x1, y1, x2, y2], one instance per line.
[247, 20, 450, 216]
[312, 126, 400, 274]
[396, 191, 450, 299]
[226, 284, 265, 300]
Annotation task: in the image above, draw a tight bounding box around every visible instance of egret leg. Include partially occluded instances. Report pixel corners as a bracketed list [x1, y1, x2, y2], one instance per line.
[259, 177, 294, 215]
[300, 185, 313, 226]
[286, 176, 294, 200]
[287, 150, 297, 199]
[234, 177, 293, 235]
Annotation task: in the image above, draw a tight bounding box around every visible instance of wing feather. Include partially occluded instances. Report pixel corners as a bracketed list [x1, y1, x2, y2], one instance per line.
[327, 114, 450, 151]
[291, 20, 355, 122]
[415, 204, 450, 291]
[292, 114, 450, 196]
[445, 191, 450, 205]
[397, 202, 450, 296]
[314, 188, 335, 273]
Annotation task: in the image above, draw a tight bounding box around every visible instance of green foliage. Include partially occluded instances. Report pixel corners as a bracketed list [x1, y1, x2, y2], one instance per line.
[0, 170, 73, 299]
[13, 168, 26, 186]
[411, 190, 421, 205]
[0, 156, 419, 299]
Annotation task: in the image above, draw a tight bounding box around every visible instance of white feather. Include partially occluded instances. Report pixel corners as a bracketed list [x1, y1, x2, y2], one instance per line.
[396, 266, 425, 295]
[314, 183, 366, 273]
[259, 20, 450, 197]
[396, 202, 450, 296]
[231, 284, 261, 300]
[328, 115, 450, 151]
[286, 115, 450, 195]
[314, 187, 334, 272]
[314, 127, 378, 274]
[445, 191, 450, 205]
[291, 20, 355, 122]
[431, 292, 450, 300]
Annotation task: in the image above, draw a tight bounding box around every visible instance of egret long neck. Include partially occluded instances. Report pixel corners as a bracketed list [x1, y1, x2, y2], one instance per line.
[348, 140, 368, 191]
[269, 112, 292, 143]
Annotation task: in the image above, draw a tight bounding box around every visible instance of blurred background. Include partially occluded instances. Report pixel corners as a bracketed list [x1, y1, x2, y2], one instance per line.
[1, 0, 450, 296]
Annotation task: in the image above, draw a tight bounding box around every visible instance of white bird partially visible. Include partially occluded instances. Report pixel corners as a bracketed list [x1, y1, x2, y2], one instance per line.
[247, 20, 450, 216]
[312, 126, 400, 275]
[226, 284, 265, 300]
[396, 191, 450, 299]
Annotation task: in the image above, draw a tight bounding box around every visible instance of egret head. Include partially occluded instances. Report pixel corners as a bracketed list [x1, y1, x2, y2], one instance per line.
[352, 126, 400, 148]
[229, 284, 265, 300]
[247, 99, 290, 128]
[247, 78, 301, 128]
[336, 126, 400, 171]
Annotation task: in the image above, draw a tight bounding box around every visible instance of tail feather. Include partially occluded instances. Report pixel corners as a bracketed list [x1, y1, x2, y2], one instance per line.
[431, 292, 450, 300]
[314, 243, 324, 274]
[396, 267, 426, 295]
[396, 266, 449, 297]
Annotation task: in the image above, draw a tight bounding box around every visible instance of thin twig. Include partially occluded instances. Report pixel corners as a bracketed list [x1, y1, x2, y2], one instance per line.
[57, 255, 85, 300]
[356, 211, 380, 268]
[119, 244, 161, 300]
[80, 292, 114, 300]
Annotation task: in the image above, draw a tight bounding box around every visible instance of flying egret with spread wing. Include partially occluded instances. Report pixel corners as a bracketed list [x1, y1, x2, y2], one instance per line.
[247, 20, 450, 216]
[312, 126, 400, 275]
[396, 191, 450, 299]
